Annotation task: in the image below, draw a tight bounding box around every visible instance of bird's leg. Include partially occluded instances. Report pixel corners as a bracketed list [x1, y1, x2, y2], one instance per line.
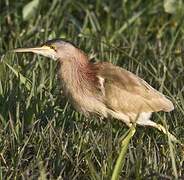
[137, 119, 183, 147]
[123, 121, 133, 128]
[152, 123, 183, 145]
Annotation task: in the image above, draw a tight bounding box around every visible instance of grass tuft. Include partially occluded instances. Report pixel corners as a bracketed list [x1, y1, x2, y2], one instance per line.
[1, 0, 184, 179]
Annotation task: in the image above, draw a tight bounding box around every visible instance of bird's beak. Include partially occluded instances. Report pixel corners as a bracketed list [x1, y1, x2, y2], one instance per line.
[12, 46, 58, 60]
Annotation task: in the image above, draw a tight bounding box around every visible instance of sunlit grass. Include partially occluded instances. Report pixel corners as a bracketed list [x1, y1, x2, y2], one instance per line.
[0, 0, 184, 179]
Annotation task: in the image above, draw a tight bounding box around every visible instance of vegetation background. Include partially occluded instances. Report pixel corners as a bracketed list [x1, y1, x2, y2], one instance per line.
[1, 0, 184, 179]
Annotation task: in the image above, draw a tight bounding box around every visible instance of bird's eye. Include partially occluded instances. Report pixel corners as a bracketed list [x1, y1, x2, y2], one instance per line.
[50, 45, 56, 51]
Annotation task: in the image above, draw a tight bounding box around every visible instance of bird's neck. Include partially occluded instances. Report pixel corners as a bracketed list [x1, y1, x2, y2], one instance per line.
[59, 52, 98, 95]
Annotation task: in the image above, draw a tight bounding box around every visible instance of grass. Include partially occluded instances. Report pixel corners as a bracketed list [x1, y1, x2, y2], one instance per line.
[1, 0, 184, 179]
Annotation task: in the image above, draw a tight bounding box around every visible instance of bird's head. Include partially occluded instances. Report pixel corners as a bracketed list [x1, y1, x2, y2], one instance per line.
[13, 39, 79, 61]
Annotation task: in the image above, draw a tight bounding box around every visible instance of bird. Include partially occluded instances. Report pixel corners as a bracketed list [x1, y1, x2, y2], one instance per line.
[13, 39, 178, 142]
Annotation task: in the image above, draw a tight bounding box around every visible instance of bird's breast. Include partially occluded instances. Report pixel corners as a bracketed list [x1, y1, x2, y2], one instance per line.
[58, 62, 107, 117]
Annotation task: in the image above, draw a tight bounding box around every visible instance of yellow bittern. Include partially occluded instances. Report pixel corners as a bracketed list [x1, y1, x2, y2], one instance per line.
[13, 39, 177, 141]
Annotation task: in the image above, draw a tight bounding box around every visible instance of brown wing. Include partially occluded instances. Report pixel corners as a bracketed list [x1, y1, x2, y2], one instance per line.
[95, 62, 174, 114]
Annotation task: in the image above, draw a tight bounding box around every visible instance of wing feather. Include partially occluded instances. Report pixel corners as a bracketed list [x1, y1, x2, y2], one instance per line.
[95, 62, 174, 114]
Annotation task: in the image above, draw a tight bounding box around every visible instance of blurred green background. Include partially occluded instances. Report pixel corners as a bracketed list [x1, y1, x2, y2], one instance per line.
[0, 0, 184, 179]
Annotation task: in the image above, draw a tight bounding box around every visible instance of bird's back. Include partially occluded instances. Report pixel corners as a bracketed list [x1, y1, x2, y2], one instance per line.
[95, 62, 174, 112]
[93, 62, 174, 125]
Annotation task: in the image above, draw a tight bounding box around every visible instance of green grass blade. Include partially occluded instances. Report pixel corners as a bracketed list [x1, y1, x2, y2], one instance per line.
[111, 126, 136, 180]
[110, 10, 145, 42]
[4, 62, 32, 91]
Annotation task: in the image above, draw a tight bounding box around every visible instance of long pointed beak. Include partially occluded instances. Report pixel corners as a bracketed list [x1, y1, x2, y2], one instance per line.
[12, 46, 58, 60]
[13, 46, 49, 53]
